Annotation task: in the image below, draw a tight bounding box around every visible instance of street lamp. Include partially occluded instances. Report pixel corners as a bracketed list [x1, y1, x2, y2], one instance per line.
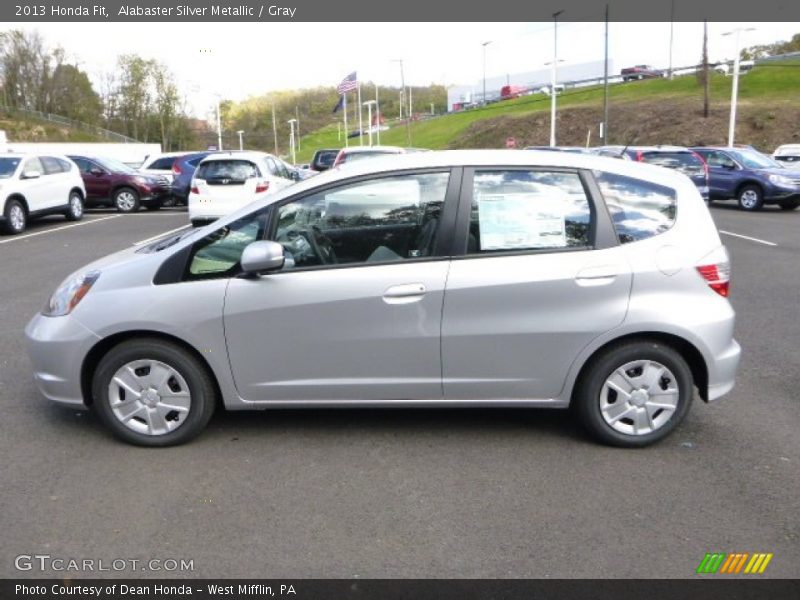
[550, 10, 564, 147]
[287, 118, 297, 165]
[363, 100, 376, 146]
[374, 83, 381, 145]
[236, 130, 244, 150]
[722, 26, 756, 147]
[391, 59, 411, 146]
[482, 41, 493, 106]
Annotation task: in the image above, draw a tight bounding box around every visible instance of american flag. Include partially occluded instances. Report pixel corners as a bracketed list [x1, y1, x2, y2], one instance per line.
[336, 71, 358, 94]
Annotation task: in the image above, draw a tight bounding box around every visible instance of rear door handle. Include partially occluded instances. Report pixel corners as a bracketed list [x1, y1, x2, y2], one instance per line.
[575, 266, 622, 286]
[383, 283, 426, 304]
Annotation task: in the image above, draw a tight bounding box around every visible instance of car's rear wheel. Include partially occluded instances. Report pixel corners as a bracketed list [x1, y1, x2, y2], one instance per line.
[2, 199, 27, 234]
[92, 338, 217, 446]
[779, 199, 800, 211]
[64, 190, 84, 221]
[574, 341, 693, 447]
[113, 187, 140, 213]
[737, 184, 764, 211]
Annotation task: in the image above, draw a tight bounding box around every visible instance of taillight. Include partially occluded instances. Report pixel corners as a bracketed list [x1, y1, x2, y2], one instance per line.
[635, 150, 643, 162]
[190, 183, 199, 195]
[255, 180, 270, 193]
[696, 247, 731, 297]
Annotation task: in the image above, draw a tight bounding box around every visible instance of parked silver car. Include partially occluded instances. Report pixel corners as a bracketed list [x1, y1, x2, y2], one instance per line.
[25, 150, 740, 447]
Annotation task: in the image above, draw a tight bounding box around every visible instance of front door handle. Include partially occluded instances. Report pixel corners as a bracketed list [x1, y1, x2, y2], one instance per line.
[383, 283, 426, 304]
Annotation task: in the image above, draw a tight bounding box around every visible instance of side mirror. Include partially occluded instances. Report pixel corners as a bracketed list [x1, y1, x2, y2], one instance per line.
[291, 170, 301, 182]
[241, 241, 285, 275]
[723, 162, 737, 170]
[22, 170, 41, 179]
[90, 167, 104, 176]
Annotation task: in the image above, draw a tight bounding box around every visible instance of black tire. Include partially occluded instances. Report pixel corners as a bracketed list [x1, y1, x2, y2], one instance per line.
[64, 190, 84, 221]
[573, 341, 694, 448]
[144, 201, 163, 211]
[113, 187, 140, 213]
[2, 198, 27, 234]
[161, 195, 177, 208]
[737, 184, 764, 211]
[91, 338, 217, 447]
[779, 199, 800, 211]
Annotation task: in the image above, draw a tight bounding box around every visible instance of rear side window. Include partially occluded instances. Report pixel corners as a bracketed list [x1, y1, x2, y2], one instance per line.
[40, 157, 64, 174]
[468, 170, 592, 253]
[640, 151, 704, 174]
[149, 157, 176, 170]
[594, 171, 677, 244]
[195, 160, 260, 181]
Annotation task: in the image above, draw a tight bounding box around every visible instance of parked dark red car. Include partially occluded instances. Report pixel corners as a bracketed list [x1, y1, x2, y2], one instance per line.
[68, 155, 171, 212]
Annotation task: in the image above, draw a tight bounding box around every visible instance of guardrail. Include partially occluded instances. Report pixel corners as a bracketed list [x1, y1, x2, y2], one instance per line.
[0, 105, 141, 143]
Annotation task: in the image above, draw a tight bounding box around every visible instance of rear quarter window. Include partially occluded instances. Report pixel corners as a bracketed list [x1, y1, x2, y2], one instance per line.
[593, 171, 677, 244]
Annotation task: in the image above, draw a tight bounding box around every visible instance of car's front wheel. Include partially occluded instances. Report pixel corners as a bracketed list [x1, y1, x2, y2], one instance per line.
[92, 338, 217, 446]
[113, 187, 140, 213]
[573, 341, 693, 447]
[737, 184, 764, 211]
[2, 198, 27, 234]
[64, 190, 84, 221]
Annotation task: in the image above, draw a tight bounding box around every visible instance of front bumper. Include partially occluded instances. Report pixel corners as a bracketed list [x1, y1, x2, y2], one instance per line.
[706, 338, 742, 401]
[24, 313, 100, 407]
[763, 190, 800, 204]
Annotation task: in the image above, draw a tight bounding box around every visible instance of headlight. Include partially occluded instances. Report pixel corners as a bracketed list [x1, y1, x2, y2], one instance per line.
[768, 174, 794, 186]
[43, 271, 101, 317]
[134, 176, 151, 185]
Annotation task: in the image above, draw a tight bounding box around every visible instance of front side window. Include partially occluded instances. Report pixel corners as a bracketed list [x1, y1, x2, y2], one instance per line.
[23, 157, 44, 176]
[594, 171, 677, 244]
[468, 170, 592, 254]
[186, 209, 268, 278]
[273, 172, 450, 268]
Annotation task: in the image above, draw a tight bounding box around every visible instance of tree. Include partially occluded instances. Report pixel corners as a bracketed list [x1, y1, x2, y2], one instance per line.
[116, 54, 154, 140]
[741, 32, 800, 59]
[48, 63, 103, 124]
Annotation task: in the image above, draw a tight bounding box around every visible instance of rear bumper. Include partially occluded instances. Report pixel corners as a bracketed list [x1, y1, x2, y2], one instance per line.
[706, 339, 742, 401]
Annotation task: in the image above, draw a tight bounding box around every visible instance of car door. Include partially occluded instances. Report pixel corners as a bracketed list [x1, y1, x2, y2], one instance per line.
[19, 157, 50, 212]
[698, 150, 738, 199]
[217, 169, 459, 402]
[441, 168, 632, 401]
[40, 156, 69, 209]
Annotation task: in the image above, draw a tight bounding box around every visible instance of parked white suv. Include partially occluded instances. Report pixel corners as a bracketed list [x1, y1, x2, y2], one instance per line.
[1, 153, 86, 235]
[188, 151, 294, 226]
[138, 152, 190, 184]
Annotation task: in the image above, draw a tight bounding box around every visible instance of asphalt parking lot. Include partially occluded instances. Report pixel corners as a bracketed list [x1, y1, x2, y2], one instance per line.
[0, 204, 798, 579]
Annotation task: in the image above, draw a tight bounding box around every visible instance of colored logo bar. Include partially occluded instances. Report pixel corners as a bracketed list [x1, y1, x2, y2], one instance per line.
[696, 553, 773, 574]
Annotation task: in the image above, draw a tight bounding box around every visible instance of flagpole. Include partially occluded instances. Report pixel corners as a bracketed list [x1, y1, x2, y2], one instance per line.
[357, 81, 363, 146]
[343, 92, 348, 148]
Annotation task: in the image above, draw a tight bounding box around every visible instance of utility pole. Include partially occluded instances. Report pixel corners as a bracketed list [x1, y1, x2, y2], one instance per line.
[550, 10, 564, 147]
[375, 83, 381, 145]
[216, 97, 223, 151]
[392, 59, 411, 146]
[237, 130, 244, 150]
[668, 0, 675, 80]
[703, 20, 710, 118]
[723, 27, 756, 147]
[482, 40, 492, 105]
[603, 3, 610, 144]
[287, 118, 297, 165]
[295, 106, 300, 151]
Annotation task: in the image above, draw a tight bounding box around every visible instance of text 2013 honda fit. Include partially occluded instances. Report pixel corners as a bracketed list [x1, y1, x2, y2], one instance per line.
[25, 151, 740, 447]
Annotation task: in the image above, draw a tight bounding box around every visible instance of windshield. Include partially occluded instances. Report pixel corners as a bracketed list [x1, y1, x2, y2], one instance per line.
[95, 157, 137, 174]
[729, 150, 782, 170]
[0, 157, 21, 179]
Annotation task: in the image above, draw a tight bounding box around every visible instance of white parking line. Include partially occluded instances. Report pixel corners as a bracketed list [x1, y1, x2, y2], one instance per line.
[133, 224, 191, 246]
[0, 215, 121, 245]
[719, 230, 778, 247]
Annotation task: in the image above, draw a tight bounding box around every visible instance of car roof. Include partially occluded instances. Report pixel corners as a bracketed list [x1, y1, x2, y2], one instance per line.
[341, 145, 405, 154]
[624, 146, 692, 153]
[199, 151, 274, 163]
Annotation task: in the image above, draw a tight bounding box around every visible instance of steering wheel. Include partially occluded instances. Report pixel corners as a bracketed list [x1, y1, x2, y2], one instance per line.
[308, 225, 338, 264]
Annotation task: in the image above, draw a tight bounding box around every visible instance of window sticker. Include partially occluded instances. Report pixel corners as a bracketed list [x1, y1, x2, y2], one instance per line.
[477, 192, 568, 250]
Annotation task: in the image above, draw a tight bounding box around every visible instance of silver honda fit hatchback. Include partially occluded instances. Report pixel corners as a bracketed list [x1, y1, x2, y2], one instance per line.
[25, 150, 741, 447]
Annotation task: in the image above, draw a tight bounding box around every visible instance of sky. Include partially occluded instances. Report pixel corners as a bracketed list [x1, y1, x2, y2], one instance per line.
[12, 21, 799, 115]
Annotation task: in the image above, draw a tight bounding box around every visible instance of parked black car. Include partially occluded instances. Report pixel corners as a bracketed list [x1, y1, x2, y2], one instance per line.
[310, 149, 339, 172]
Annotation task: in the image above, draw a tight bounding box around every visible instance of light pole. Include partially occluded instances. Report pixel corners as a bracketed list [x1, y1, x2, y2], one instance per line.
[550, 10, 564, 147]
[215, 96, 223, 151]
[723, 26, 756, 147]
[363, 100, 376, 146]
[668, 0, 675, 80]
[236, 130, 244, 150]
[287, 118, 297, 165]
[482, 41, 492, 106]
[392, 59, 411, 146]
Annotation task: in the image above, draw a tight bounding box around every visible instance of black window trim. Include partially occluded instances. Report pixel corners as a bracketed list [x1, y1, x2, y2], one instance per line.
[450, 165, 617, 262]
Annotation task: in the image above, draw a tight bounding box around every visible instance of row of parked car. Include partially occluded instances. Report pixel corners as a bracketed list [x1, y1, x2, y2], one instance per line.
[527, 144, 800, 212]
